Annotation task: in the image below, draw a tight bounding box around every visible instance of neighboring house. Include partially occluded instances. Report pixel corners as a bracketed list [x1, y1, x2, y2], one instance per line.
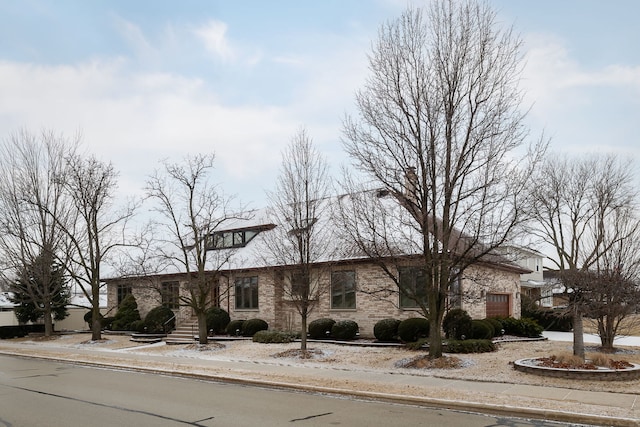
[497, 246, 553, 308]
[105, 195, 529, 338]
[0, 290, 107, 331]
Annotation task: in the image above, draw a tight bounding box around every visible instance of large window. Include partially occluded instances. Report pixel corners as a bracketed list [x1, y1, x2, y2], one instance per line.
[161, 281, 180, 309]
[117, 284, 132, 306]
[398, 267, 428, 308]
[207, 228, 263, 250]
[235, 276, 259, 310]
[331, 271, 356, 309]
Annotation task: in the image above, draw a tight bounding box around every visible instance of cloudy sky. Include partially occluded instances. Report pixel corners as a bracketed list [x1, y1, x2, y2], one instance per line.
[1, 0, 638, 207]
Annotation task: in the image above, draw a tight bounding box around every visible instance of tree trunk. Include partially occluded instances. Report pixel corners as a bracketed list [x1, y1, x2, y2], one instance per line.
[197, 311, 208, 345]
[300, 314, 308, 351]
[599, 318, 615, 352]
[428, 317, 443, 359]
[91, 307, 101, 341]
[43, 305, 54, 337]
[572, 307, 584, 360]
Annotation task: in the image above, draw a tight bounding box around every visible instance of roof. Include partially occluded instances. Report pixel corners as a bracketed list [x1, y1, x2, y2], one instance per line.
[107, 191, 529, 279]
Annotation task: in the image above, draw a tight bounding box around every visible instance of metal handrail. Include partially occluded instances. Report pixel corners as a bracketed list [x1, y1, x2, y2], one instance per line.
[163, 313, 176, 334]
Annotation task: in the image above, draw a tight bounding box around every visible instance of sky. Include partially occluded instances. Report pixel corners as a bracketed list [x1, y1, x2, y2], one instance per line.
[1, 0, 639, 209]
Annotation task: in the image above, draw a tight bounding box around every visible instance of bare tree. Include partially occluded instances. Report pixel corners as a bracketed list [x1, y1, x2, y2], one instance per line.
[0, 130, 77, 336]
[145, 154, 240, 344]
[261, 129, 332, 351]
[529, 153, 639, 358]
[340, 1, 543, 358]
[62, 154, 138, 341]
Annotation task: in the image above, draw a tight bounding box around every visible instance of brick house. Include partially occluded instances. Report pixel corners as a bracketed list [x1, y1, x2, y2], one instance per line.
[105, 198, 528, 338]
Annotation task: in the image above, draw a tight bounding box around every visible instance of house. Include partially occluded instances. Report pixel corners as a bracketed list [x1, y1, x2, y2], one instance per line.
[0, 290, 107, 331]
[105, 194, 529, 338]
[496, 246, 554, 308]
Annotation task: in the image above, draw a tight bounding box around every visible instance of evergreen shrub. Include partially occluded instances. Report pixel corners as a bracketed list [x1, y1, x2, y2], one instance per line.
[242, 318, 268, 337]
[205, 307, 230, 334]
[144, 305, 175, 333]
[308, 318, 335, 339]
[470, 319, 493, 340]
[497, 316, 543, 338]
[331, 320, 359, 340]
[484, 317, 504, 336]
[442, 308, 472, 340]
[397, 317, 429, 342]
[226, 319, 245, 336]
[111, 294, 141, 331]
[252, 330, 295, 344]
[373, 318, 401, 342]
[445, 339, 496, 353]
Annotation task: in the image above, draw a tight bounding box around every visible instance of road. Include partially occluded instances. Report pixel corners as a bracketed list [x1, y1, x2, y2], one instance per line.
[0, 355, 576, 427]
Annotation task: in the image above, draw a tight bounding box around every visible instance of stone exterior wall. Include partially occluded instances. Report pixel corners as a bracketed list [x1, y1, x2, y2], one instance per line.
[462, 264, 521, 320]
[106, 260, 522, 338]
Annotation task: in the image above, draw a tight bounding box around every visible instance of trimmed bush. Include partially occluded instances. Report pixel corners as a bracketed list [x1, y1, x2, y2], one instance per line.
[374, 318, 401, 342]
[0, 325, 27, 339]
[206, 307, 230, 335]
[470, 319, 493, 340]
[445, 339, 496, 353]
[242, 318, 268, 337]
[308, 318, 335, 339]
[521, 296, 572, 332]
[252, 330, 295, 344]
[496, 316, 543, 338]
[484, 317, 504, 337]
[111, 294, 141, 331]
[331, 320, 359, 340]
[397, 317, 429, 342]
[226, 319, 245, 336]
[442, 308, 472, 340]
[84, 310, 105, 330]
[144, 305, 175, 333]
[129, 320, 146, 333]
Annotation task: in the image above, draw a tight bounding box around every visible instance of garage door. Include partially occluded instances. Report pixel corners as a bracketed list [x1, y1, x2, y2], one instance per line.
[486, 293, 510, 317]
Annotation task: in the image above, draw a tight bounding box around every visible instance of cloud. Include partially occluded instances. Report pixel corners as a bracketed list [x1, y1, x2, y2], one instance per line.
[520, 33, 640, 160]
[113, 16, 155, 58]
[0, 58, 301, 203]
[193, 20, 234, 62]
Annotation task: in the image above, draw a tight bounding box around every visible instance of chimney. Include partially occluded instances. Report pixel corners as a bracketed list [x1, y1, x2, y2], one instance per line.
[404, 167, 417, 199]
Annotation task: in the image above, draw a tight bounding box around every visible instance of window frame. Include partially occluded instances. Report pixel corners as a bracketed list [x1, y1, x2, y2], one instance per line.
[116, 284, 132, 307]
[235, 276, 259, 310]
[398, 267, 428, 309]
[331, 270, 357, 310]
[161, 281, 180, 309]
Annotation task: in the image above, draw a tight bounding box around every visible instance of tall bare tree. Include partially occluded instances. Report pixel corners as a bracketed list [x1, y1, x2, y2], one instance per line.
[145, 154, 240, 344]
[0, 130, 76, 336]
[62, 154, 138, 341]
[529, 154, 639, 357]
[340, 1, 544, 358]
[262, 129, 332, 351]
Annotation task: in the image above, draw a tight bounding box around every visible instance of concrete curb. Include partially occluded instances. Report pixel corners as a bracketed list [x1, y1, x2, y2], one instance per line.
[1, 349, 637, 427]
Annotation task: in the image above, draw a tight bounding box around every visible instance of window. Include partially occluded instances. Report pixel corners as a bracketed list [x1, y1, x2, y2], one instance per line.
[331, 271, 356, 309]
[117, 284, 132, 306]
[289, 270, 309, 298]
[207, 227, 267, 250]
[398, 267, 428, 308]
[235, 276, 259, 309]
[448, 273, 462, 309]
[161, 281, 180, 309]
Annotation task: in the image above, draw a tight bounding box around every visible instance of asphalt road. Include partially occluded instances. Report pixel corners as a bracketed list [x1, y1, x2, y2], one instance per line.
[0, 355, 577, 427]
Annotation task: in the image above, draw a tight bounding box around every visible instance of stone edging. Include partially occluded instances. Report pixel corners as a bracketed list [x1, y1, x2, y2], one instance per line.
[513, 358, 640, 381]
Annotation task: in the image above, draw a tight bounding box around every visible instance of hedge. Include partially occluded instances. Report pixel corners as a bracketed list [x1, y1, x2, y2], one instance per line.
[373, 318, 401, 342]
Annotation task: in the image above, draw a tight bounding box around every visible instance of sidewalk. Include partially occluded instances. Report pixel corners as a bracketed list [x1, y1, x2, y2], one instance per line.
[543, 331, 640, 347]
[0, 337, 638, 427]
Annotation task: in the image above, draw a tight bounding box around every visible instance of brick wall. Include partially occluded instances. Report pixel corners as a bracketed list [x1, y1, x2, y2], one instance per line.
[108, 260, 522, 338]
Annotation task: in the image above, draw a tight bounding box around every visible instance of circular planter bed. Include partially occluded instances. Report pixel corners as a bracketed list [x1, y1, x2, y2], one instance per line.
[514, 357, 640, 381]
